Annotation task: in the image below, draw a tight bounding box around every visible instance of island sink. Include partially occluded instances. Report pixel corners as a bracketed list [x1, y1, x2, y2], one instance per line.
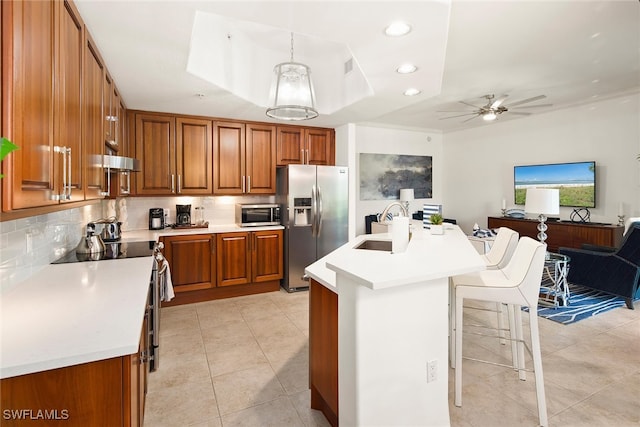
[353, 239, 392, 251]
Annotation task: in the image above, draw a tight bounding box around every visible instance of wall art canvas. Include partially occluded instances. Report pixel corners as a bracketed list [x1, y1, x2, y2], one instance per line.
[359, 153, 433, 200]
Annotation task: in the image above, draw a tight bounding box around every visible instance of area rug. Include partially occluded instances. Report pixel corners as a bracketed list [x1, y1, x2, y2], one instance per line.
[533, 284, 632, 325]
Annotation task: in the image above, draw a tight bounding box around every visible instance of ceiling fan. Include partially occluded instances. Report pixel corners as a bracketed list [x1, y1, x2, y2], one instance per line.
[438, 94, 552, 122]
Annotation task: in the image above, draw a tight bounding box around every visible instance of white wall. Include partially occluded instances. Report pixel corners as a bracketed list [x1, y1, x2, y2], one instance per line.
[336, 124, 444, 236]
[443, 93, 640, 233]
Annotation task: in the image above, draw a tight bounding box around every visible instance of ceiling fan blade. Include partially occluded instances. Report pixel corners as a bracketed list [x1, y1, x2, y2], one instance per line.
[511, 103, 553, 109]
[508, 112, 532, 116]
[439, 112, 480, 120]
[459, 100, 484, 109]
[491, 95, 509, 109]
[505, 95, 547, 108]
[436, 110, 477, 113]
[462, 115, 479, 123]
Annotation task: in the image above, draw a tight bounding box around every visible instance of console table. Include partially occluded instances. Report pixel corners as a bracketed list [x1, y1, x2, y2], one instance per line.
[487, 216, 624, 252]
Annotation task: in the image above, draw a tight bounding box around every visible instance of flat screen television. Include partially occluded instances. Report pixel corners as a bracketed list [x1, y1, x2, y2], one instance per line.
[514, 161, 596, 208]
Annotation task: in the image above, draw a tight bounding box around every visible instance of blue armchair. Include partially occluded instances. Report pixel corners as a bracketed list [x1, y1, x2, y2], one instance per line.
[559, 224, 640, 309]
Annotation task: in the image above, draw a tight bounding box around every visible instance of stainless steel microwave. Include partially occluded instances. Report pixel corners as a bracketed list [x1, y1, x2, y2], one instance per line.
[236, 204, 281, 227]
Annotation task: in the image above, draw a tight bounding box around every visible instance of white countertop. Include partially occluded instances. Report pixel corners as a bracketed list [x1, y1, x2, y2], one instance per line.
[121, 224, 284, 242]
[306, 224, 485, 291]
[0, 256, 154, 379]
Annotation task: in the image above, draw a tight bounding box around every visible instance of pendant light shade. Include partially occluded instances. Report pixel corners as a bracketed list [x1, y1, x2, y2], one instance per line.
[266, 33, 318, 121]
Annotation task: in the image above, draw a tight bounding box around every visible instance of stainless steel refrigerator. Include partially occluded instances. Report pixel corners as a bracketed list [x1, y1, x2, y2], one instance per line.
[277, 165, 349, 292]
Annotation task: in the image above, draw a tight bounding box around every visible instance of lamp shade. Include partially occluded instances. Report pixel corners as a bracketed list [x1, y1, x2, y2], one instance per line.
[524, 188, 560, 215]
[266, 62, 318, 121]
[400, 188, 414, 202]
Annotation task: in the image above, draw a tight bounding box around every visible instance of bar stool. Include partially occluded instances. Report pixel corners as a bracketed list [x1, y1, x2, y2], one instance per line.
[451, 237, 548, 427]
[450, 227, 519, 367]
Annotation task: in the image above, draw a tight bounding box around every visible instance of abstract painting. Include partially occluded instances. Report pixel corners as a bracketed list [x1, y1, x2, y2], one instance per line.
[359, 153, 433, 200]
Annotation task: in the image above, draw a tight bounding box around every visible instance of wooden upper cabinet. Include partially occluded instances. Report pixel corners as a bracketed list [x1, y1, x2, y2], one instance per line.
[56, 0, 84, 203]
[135, 113, 212, 195]
[245, 124, 276, 194]
[213, 121, 276, 195]
[276, 126, 335, 166]
[276, 126, 305, 165]
[2, 0, 58, 209]
[176, 117, 213, 194]
[135, 113, 176, 195]
[83, 33, 106, 200]
[305, 128, 334, 166]
[213, 121, 245, 194]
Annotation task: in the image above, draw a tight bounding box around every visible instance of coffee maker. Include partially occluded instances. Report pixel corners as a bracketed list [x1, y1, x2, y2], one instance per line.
[176, 205, 191, 226]
[149, 208, 164, 230]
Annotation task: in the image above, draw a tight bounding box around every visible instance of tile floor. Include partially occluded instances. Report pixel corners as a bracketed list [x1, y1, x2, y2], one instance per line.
[144, 289, 640, 427]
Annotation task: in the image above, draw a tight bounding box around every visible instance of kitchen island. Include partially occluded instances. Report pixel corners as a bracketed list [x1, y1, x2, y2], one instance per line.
[305, 224, 485, 426]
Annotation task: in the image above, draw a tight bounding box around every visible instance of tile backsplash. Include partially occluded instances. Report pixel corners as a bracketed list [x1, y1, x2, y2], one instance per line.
[117, 195, 276, 231]
[0, 203, 103, 292]
[0, 195, 276, 292]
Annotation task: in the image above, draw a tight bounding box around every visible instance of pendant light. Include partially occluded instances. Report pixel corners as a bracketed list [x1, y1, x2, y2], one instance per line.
[266, 32, 318, 121]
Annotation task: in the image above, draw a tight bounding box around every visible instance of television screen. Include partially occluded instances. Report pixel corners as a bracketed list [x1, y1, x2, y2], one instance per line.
[514, 161, 596, 208]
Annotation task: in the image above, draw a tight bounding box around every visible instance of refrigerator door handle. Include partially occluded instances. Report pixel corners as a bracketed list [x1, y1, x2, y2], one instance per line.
[316, 186, 324, 236]
[311, 184, 317, 237]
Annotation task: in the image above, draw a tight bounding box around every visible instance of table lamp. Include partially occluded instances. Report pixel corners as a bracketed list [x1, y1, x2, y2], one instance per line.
[524, 188, 559, 245]
[399, 188, 414, 214]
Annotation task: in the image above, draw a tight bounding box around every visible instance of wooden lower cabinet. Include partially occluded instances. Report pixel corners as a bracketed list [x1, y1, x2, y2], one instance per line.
[161, 230, 283, 306]
[216, 231, 251, 286]
[309, 279, 338, 427]
[0, 324, 147, 427]
[251, 229, 284, 282]
[487, 216, 624, 252]
[161, 234, 216, 292]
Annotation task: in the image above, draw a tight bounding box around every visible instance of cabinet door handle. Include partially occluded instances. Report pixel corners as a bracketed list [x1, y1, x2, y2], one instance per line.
[121, 171, 131, 195]
[247, 176, 251, 193]
[52, 146, 70, 200]
[66, 147, 72, 200]
[301, 148, 305, 164]
[177, 174, 181, 193]
[305, 149, 309, 165]
[171, 174, 175, 193]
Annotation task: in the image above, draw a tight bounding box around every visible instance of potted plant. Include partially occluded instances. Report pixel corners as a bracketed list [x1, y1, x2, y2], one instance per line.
[1, 137, 19, 178]
[429, 213, 444, 234]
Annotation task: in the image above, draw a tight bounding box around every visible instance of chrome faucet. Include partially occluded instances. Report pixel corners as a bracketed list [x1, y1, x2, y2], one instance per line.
[379, 201, 409, 224]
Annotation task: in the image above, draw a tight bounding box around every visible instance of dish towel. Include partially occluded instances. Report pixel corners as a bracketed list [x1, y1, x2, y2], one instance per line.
[162, 262, 175, 302]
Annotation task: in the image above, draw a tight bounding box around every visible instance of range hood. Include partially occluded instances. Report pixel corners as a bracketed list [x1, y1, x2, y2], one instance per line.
[103, 154, 141, 172]
[91, 154, 141, 172]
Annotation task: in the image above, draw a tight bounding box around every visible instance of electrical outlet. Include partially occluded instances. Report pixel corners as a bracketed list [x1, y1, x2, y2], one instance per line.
[427, 360, 437, 383]
[25, 231, 33, 255]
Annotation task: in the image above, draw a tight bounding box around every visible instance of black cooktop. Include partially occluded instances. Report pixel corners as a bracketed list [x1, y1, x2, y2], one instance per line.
[52, 240, 156, 264]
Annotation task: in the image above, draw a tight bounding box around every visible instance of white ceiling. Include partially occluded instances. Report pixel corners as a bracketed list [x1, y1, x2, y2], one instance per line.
[75, 0, 640, 133]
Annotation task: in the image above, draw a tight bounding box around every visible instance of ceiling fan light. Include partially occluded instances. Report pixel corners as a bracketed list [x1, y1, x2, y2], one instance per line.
[483, 111, 497, 121]
[404, 88, 421, 96]
[385, 21, 412, 37]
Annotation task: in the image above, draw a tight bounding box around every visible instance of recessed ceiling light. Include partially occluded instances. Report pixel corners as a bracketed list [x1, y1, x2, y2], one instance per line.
[404, 88, 421, 96]
[385, 21, 411, 37]
[396, 64, 417, 74]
